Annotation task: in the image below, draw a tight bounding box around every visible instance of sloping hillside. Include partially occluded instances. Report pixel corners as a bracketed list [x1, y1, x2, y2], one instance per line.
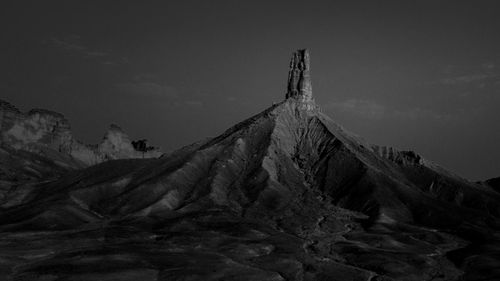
[0, 49, 499, 281]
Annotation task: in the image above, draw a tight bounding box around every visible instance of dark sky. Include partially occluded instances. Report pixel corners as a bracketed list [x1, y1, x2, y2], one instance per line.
[2, 1, 500, 180]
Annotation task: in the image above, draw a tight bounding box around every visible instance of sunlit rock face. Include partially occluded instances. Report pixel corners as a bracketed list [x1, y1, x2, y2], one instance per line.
[1, 103, 72, 152]
[0, 99, 162, 167]
[99, 124, 135, 155]
[98, 124, 162, 160]
[0, 50, 499, 281]
[285, 49, 319, 111]
[286, 49, 313, 101]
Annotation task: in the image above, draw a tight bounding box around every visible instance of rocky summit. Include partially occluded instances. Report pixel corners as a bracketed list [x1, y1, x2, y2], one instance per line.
[0, 49, 499, 281]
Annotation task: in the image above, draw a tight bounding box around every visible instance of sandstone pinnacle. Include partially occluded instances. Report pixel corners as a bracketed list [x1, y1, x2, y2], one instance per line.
[285, 49, 313, 102]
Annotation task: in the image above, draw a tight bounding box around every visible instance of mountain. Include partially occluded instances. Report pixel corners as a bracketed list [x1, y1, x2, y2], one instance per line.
[0, 49, 499, 281]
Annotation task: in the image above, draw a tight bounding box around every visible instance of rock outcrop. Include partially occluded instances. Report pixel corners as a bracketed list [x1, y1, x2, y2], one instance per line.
[98, 124, 161, 160]
[0, 100, 162, 167]
[286, 49, 313, 100]
[372, 145, 423, 166]
[285, 49, 318, 111]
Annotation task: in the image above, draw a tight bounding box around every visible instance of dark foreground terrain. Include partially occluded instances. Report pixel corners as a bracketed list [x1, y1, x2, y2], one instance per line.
[0, 50, 499, 281]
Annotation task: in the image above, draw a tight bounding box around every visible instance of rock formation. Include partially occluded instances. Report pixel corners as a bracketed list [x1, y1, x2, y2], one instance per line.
[372, 145, 423, 166]
[0, 99, 162, 167]
[0, 50, 499, 281]
[286, 49, 313, 100]
[285, 49, 318, 111]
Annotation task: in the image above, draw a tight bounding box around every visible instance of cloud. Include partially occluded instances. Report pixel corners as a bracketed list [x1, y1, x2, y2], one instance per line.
[184, 100, 204, 107]
[482, 62, 496, 70]
[116, 74, 208, 108]
[325, 99, 386, 119]
[103, 57, 130, 66]
[84, 51, 108, 57]
[49, 36, 86, 52]
[115, 82, 179, 99]
[325, 98, 455, 122]
[46, 35, 128, 65]
[393, 108, 455, 122]
[437, 61, 500, 86]
[440, 73, 499, 85]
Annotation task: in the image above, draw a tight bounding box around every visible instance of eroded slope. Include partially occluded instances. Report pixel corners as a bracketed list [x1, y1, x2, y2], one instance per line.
[1, 99, 499, 280]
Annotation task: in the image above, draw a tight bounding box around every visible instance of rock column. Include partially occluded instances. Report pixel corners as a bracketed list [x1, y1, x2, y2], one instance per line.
[286, 49, 313, 102]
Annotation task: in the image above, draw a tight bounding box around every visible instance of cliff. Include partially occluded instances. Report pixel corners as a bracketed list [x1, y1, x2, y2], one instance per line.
[0, 99, 162, 167]
[285, 49, 318, 111]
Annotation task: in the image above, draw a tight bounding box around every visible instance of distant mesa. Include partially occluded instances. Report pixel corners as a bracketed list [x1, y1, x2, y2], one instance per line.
[0, 99, 163, 168]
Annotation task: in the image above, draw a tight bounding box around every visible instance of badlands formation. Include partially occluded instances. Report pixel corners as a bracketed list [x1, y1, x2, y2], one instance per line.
[0, 50, 499, 281]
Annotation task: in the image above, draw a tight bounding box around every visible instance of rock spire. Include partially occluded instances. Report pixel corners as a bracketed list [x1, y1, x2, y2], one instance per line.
[285, 49, 313, 102]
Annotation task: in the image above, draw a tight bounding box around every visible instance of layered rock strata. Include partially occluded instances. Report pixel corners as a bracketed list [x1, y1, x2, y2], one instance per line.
[285, 49, 318, 111]
[0, 100, 162, 167]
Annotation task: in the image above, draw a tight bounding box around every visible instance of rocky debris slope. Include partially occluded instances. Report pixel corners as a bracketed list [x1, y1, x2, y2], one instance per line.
[0, 49, 499, 281]
[0, 99, 163, 167]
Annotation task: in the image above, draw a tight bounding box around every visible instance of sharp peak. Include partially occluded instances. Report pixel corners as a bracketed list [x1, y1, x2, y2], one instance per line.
[283, 49, 319, 111]
[285, 49, 313, 102]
